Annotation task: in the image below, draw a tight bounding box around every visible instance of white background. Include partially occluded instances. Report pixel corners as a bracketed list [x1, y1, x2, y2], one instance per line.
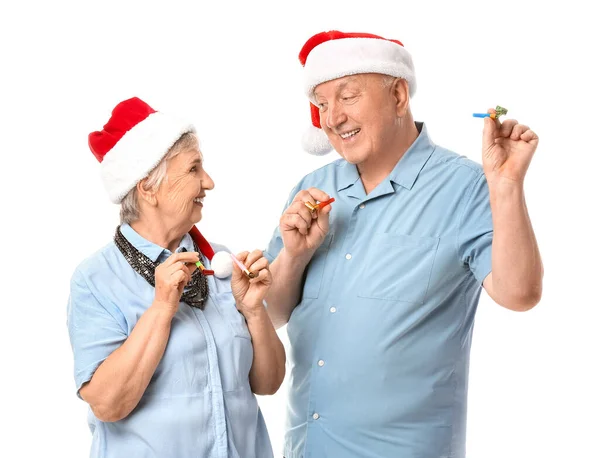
[1, 1, 599, 457]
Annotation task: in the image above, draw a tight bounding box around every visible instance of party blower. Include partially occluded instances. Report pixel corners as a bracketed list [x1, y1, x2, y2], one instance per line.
[230, 253, 257, 278]
[304, 197, 335, 214]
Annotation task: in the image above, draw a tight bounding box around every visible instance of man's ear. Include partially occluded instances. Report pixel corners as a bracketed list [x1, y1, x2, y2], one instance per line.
[393, 78, 410, 118]
[136, 179, 157, 206]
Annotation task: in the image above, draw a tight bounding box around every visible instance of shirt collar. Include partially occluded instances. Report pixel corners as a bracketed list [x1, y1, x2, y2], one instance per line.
[120, 223, 195, 263]
[336, 161, 361, 193]
[388, 122, 436, 190]
[336, 122, 436, 193]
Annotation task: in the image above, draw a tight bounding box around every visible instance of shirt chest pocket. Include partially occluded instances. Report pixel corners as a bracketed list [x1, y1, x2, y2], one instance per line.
[302, 233, 334, 300]
[213, 291, 252, 340]
[357, 233, 440, 303]
[211, 291, 253, 392]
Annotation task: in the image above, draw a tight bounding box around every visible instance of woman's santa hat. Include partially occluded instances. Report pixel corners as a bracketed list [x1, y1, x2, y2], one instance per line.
[189, 226, 233, 279]
[299, 30, 417, 156]
[88, 97, 195, 204]
[89, 97, 235, 278]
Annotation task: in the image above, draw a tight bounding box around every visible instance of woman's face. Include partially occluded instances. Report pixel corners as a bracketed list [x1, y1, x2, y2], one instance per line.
[154, 147, 214, 228]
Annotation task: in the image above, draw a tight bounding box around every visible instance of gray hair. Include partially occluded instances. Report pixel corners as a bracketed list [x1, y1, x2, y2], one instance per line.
[381, 75, 396, 87]
[119, 132, 199, 224]
[309, 74, 399, 100]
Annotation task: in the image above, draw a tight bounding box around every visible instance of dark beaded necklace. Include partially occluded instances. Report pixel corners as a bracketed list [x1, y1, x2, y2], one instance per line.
[113, 226, 208, 309]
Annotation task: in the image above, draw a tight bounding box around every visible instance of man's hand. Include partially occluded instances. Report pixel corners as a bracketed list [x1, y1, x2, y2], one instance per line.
[280, 187, 333, 259]
[482, 108, 539, 187]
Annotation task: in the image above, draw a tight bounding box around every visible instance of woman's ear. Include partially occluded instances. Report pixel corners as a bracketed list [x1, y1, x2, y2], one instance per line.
[136, 179, 157, 207]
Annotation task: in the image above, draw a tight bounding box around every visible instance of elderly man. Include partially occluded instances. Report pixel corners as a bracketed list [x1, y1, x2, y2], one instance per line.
[264, 30, 543, 458]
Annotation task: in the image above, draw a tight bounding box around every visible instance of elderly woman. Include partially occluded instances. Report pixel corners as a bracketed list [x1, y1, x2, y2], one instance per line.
[67, 97, 285, 458]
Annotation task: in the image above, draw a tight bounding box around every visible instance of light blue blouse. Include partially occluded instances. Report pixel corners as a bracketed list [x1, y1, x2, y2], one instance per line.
[67, 224, 273, 458]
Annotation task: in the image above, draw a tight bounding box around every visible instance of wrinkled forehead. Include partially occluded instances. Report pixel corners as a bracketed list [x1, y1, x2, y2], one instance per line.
[311, 73, 388, 101]
[187, 148, 203, 161]
[312, 74, 364, 99]
[171, 145, 203, 166]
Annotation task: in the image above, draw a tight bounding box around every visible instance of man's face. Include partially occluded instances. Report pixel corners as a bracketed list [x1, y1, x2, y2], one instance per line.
[313, 73, 399, 164]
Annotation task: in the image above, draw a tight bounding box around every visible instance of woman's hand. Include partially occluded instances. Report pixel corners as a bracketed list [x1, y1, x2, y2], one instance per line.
[230, 250, 272, 319]
[153, 251, 199, 317]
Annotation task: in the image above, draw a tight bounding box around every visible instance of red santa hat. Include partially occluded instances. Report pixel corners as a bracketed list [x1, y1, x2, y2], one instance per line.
[88, 97, 195, 203]
[299, 30, 417, 156]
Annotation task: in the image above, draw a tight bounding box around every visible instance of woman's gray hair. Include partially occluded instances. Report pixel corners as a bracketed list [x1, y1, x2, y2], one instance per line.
[120, 132, 199, 224]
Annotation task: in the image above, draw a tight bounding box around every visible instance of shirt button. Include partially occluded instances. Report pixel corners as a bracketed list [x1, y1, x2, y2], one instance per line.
[359, 204, 366, 209]
[318, 360, 325, 367]
[345, 253, 352, 260]
[329, 306, 337, 313]
[313, 413, 320, 420]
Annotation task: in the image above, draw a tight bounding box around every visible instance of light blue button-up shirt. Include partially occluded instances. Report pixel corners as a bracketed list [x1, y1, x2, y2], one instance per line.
[265, 123, 493, 458]
[67, 224, 273, 458]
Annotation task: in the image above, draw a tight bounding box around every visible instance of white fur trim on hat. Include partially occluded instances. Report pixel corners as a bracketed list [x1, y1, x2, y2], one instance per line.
[303, 37, 416, 101]
[101, 112, 195, 203]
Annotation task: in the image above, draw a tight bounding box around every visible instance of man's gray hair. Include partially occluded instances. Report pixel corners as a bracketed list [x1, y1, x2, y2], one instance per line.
[381, 74, 399, 88]
[120, 132, 199, 224]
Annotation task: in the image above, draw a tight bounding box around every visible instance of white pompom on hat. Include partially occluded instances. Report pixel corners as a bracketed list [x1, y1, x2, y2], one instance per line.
[211, 251, 234, 279]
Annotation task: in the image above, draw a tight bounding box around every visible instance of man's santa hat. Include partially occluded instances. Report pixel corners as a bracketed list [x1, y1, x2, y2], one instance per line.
[299, 30, 417, 156]
[88, 97, 195, 204]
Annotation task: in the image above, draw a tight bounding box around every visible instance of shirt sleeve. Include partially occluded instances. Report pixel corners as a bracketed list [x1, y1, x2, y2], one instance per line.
[457, 172, 494, 284]
[67, 269, 128, 398]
